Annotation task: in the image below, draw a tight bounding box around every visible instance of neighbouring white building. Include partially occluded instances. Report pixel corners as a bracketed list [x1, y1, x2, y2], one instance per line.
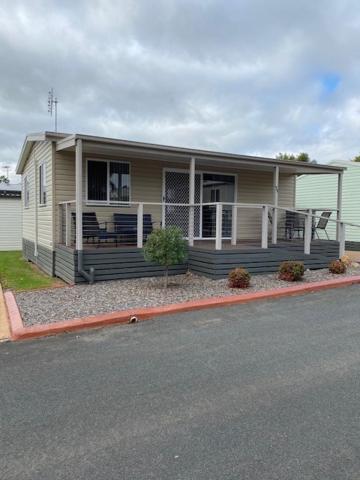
[0, 183, 22, 251]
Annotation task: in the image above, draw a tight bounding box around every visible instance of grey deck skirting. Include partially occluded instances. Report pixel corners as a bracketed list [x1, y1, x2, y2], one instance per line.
[25, 240, 341, 284]
[54, 246, 188, 284]
[188, 241, 340, 278]
[23, 239, 54, 276]
[345, 241, 360, 251]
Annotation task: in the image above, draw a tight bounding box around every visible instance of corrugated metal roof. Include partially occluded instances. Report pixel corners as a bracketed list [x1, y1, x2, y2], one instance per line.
[16, 131, 345, 175]
[0, 183, 21, 198]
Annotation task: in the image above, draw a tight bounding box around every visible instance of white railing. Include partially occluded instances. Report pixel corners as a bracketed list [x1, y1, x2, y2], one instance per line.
[58, 200, 359, 258]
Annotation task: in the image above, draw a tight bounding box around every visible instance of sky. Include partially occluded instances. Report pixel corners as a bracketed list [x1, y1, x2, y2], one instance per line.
[1, 0, 360, 181]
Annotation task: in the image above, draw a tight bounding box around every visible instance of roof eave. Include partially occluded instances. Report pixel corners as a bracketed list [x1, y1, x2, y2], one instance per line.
[57, 133, 345, 175]
[16, 131, 69, 174]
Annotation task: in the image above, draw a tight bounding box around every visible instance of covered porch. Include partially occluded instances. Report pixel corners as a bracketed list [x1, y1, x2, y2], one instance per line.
[54, 134, 345, 283]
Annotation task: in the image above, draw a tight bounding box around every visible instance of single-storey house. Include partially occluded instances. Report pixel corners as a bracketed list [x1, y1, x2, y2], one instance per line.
[0, 183, 22, 251]
[16, 132, 346, 283]
[297, 161, 360, 249]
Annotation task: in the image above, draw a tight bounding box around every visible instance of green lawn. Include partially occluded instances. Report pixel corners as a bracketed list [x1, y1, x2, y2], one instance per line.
[0, 251, 61, 291]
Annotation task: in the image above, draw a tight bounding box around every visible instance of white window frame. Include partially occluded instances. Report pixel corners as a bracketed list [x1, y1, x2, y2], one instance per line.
[85, 158, 131, 206]
[39, 162, 47, 205]
[23, 175, 30, 208]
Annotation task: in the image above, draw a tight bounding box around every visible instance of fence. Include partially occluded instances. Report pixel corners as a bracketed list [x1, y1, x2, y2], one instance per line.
[58, 200, 360, 257]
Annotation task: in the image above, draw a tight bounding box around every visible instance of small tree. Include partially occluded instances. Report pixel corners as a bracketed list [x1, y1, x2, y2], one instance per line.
[296, 152, 310, 163]
[143, 226, 188, 287]
[276, 152, 296, 162]
[276, 152, 314, 163]
[0, 175, 9, 184]
[352, 154, 360, 162]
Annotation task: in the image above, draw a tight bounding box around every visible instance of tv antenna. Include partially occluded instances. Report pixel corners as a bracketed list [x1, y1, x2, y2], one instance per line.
[2, 165, 10, 180]
[48, 88, 58, 132]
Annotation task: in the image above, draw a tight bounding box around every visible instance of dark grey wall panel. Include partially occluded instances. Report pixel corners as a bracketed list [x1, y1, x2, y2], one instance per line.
[54, 240, 341, 284]
[54, 246, 188, 284]
[345, 241, 360, 251]
[22, 239, 54, 276]
[188, 241, 340, 278]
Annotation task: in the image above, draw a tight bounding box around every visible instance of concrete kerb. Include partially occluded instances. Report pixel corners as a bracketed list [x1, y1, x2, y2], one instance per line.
[0, 284, 11, 341]
[5, 275, 360, 341]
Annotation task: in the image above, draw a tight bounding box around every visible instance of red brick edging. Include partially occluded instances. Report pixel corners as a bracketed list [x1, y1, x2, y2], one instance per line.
[5, 275, 360, 341]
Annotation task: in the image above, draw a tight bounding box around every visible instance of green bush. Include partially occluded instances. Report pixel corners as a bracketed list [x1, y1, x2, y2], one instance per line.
[329, 259, 347, 274]
[278, 261, 305, 282]
[143, 227, 187, 287]
[228, 268, 251, 288]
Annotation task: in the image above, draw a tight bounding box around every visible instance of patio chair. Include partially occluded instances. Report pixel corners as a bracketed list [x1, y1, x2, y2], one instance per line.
[313, 211, 332, 240]
[284, 211, 305, 240]
[113, 213, 154, 244]
[72, 212, 118, 245]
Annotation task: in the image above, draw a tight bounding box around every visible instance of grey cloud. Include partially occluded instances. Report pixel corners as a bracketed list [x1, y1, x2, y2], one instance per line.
[1, 0, 360, 181]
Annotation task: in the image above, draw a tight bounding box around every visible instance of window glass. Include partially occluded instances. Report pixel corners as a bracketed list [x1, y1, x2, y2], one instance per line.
[39, 163, 47, 204]
[87, 161, 107, 201]
[24, 176, 29, 207]
[109, 162, 130, 202]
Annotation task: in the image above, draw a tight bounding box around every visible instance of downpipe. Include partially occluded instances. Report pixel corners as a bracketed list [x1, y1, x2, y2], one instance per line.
[77, 250, 95, 284]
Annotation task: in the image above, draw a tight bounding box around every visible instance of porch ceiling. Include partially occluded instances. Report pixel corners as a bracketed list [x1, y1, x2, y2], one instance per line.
[56, 133, 345, 175]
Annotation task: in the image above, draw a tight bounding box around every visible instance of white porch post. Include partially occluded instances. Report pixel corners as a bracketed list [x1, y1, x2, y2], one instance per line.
[137, 203, 143, 248]
[272, 166, 279, 244]
[261, 205, 269, 249]
[65, 203, 71, 247]
[75, 139, 83, 251]
[215, 203, 222, 250]
[304, 211, 312, 255]
[188, 156, 195, 246]
[339, 222, 346, 258]
[231, 205, 237, 246]
[336, 172, 343, 241]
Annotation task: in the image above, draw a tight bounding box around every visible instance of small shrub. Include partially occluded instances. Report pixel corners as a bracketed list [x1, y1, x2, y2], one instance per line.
[340, 254, 351, 267]
[278, 261, 305, 282]
[329, 259, 347, 274]
[228, 268, 251, 288]
[143, 226, 188, 287]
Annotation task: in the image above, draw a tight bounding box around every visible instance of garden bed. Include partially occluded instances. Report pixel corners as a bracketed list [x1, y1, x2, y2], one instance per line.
[15, 268, 360, 327]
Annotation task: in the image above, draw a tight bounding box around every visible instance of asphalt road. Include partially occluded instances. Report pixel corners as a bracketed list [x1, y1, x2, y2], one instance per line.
[2, 286, 360, 479]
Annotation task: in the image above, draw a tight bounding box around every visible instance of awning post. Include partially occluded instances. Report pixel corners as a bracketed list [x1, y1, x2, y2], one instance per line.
[75, 139, 83, 251]
[272, 166, 279, 244]
[188, 156, 195, 246]
[336, 172, 343, 241]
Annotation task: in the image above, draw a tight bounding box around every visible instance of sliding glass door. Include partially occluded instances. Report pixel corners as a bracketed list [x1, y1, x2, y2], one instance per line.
[202, 173, 236, 238]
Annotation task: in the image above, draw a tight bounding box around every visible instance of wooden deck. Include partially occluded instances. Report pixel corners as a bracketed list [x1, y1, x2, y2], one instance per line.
[66, 238, 334, 251]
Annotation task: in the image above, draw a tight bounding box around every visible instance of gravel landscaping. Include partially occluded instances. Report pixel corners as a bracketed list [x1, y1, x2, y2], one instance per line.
[15, 267, 360, 327]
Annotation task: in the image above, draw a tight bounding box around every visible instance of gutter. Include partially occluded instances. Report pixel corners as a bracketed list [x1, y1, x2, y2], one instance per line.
[68, 133, 345, 174]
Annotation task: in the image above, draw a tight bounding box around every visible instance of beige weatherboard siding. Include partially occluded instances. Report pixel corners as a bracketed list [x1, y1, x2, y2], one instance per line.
[54, 151, 295, 240]
[22, 141, 54, 249]
[17, 132, 344, 254]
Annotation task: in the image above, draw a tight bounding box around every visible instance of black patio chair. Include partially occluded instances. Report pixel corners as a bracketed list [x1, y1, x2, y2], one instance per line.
[113, 213, 155, 244]
[313, 211, 332, 240]
[284, 211, 305, 240]
[72, 212, 118, 245]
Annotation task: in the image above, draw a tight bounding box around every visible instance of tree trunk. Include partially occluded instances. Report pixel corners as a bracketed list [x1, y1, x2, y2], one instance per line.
[164, 265, 169, 288]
